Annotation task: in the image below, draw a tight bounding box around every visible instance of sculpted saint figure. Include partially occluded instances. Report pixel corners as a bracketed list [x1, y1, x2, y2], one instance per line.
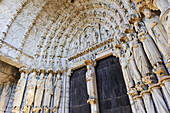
[22, 70, 37, 113]
[134, 21, 162, 67]
[119, 53, 134, 88]
[53, 73, 62, 113]
[128, 33, 151, 77]
[100, 26, 107, 41]
[122, 43, 142, 87]
[90, 28, 97, 45]
[32, 70, 45, 113]
[12, 71, 27, 112]
[143, 8, 170, 68]
[72, 41, 78, 55]
[0, 81, 13, 113]
[86, 65, 96, 103]
[43, 71, 53, 113]
[80, 33, 86, 50]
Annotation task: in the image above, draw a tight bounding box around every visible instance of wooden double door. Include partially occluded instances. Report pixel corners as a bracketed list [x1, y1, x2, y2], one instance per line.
[69, 56, 132, 113]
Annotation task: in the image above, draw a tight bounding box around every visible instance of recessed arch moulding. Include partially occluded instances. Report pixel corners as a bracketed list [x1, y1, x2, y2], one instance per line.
[0, 0, 170, 113]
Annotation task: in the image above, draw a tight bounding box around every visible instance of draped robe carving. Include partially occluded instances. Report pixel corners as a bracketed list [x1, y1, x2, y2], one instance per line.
[12, 72, 27, 112]
[22, 71, 37, 113]
[0, 81, 13, 113]
[123, 44, 142, 86]
[43, 72, 53, 113]
[32, 72, 45, 112]
[128, 34, 151, 76]
[134, 21, 162, 67]
[143, 8, 170, 68]
[53, 75, 62, 113]
[86, 65, 96, 103]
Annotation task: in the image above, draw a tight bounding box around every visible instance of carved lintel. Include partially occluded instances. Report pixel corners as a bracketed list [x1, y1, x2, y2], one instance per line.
[85, 59, 96, 67]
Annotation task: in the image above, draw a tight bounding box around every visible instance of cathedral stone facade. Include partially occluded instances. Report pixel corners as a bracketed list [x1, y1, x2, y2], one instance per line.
[0, 0, 169, 113]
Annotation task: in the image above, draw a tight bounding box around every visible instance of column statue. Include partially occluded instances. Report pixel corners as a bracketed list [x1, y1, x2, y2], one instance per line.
[43, 70, 53, 113]
[53, 72, 62, 113]
[12, 68, 28, 113]
[134, 21, 168, 78]
[122, 43, 142, 88]
[86, 65, 96, 103]
[134, 21, 162, 66]
[142, 7, 170, 68]
[119, 54, 134, 88]
[0, 80, 13, 113]
[128, 33, 151, 77]
[85, 60, 99, 113]
[22, 69, 37, 113]
[32, 69, 46, 113]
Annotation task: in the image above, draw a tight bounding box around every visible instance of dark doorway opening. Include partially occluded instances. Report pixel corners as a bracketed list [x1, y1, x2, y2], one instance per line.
[69, 67, 91, 113]
[95, 56, 132, 113]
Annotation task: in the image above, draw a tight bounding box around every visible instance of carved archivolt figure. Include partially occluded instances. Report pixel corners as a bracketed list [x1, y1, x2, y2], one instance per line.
[128, 33, 151, 76]
[32, 70, 45, 112]
[12, 72, 27, 112]
[0, 81, 13, 113]
[22, 71, 37, 112]
[86, 65, 96, 104]
[142, 8, 170, 68]
[43, 71, 53, 113]
[53, 73, 62, 113]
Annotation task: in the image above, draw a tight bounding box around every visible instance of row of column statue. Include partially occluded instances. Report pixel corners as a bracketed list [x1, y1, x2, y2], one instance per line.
[112, 5, 170, 112]
[12, 67, 63, 113]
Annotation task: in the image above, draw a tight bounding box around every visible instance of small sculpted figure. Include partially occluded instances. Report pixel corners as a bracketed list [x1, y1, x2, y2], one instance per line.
[53, 73, 62, 113]
[43, 72, 53, 113]
[32, 71, 45, 113]
[12, 72, 27, 112]
[22, 71, 37, 113]
[86, 65, 96, 104]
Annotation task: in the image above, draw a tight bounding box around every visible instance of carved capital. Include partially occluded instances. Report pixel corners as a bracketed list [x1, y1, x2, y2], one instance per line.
[39, 67, 46, 74]
[67, 69, 73, 77]
[142, 75, 156, 86]
[128, 88, 138, 97]
[85, 59, 96, 67]
[47, 67, 55, 74]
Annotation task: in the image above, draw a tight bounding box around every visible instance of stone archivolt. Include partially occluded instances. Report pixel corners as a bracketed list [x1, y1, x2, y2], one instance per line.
[0, 0, 169, 113]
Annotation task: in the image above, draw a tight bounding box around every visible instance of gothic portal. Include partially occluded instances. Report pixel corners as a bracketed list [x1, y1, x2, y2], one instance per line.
[0, 0, 170, 113]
